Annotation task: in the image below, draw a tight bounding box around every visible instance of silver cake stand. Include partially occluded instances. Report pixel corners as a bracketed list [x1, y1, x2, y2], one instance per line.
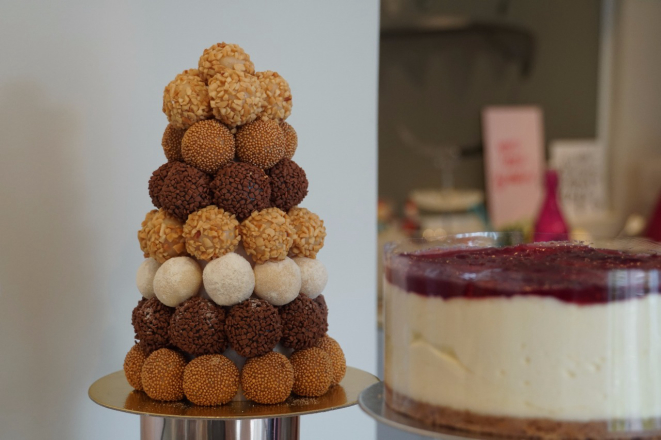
[89, 367, 378, 440]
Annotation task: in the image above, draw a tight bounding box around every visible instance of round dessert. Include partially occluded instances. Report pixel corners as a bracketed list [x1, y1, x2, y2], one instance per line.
[161, 124, 186, 162]
[123, 344, 147, 391]
[138, 209, 158, 257]
[210, 162, 271, 221]
[153, 256, 202, 307]
[288, 207, 326, 259]
[159, 162, 211, 222]
[240, 208, 294, 264]
[136, 258, 160, 299]
[235, 120, 285, 169]
[208, 70, 263, 127]
[183, 354, 239, 406]
[169, 296, 227, 356]
[181, 120, 235, 174]
[253, 257, 301, 306]
[267, 159, 308, 212]
[202, 253, 254, 306]
[144, 209, 188, 263]
[133, 297, 174, 355]
[385, 239, 661, 439]
[314, 294, 328, 320]
[141, 348, 187, 401]
[255, 71, 292, 122]
[279, 294, 326, 349]
[225, 298, 282, 358]
[163, 69, 212, 129]
[198, 42, 256, 81]
[315, 336, 346, 385]
[183, 206, 240, 260]
[290, 347, 332, 397]
[148, 162, 176, 209]
[293, 257, 328, 299]
[280, 122, 297, 159]
[241, 352, 294, 404]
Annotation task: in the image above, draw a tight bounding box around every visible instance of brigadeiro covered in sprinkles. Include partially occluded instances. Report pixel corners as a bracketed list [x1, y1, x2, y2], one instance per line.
[124, 344, 147, 391]
[163, 69, 212, 129]
[183, 206, 240, 261]
[280, 122, 298, 160]
[162, 124, 186, 162]
[210, 162, 271, 221]
[315, 336, 347, 385]
[279, 294, 327, 350]
[183, 354, 239, 406]
[145, 209, 188, 263]
[256, 71, 292, 122]
[141, 348, 187, 401]
[240, 208, 294, 264]
[159, 162, 211, 222]
[148, 162, 177, 209]
[225, 298, 282, 358]
[241, 352, 294, 404]
[235, 119, 285, 169]
[290, 347, 333, 397]
[198, 42, 256, 82]
[208, 70, 264, 127]
[138, 210, 158, 257]
[169, 296, 227, 356]
[268, 159, 308, 212]
[314, 294, 328, 320]
[133, 297, 175, 356]
[181, 120, 235, 174]
[288, 207, 326, 259]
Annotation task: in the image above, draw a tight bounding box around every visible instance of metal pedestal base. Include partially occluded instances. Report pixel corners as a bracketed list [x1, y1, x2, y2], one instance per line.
[141, 415, 300, 440]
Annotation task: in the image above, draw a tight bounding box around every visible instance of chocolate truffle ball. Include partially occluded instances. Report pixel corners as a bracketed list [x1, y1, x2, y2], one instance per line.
[181, 120, 235, 174]
[203, 253, 255, 306]
[146, 209, 188, 263]
[153, 257, 202, 307]
[124, 344, 147, 390]
[256, 71, 292, 122]
[162, 124, 186, 162]
[138, 210, 158, 258]
[290, 347, 333, 397]
[280, 122, 297, 160]
[163, 69, 212, 129]
[210, 162, 271, 221]
[288, 207, 326, 259]
[314, 294, 328, 321]
[235, 120, 285, 169]
[183, 206, 240, 261]
[240, 208, 294, 264]
[141, 348, 187, 401]
[170, 296, 227, 356]
[208, 70, 264, 127]
[315, 336, 346, 385]
[198, 42, 255, 82]
[183, 354, 239, 406]
[132, 297, 147, 334]
[225, 298, 282, 358]
[253, 258, 301, 306]
[267, 159, 308, 212]
[136, 258, 161, 299]
[134, 297, 175, 356]
[293, 257, 327, 299]
[160, 162, 212, 222]
[279, 294, 327, 350]
[241, 352, 294, 404]
[148, 162, 176, 209]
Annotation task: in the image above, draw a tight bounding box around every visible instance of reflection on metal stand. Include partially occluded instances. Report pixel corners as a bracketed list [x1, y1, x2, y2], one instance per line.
[141, 415, 300, 440]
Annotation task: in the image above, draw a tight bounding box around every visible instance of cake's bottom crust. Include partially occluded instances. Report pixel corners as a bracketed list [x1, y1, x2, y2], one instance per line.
[385, 386, 661, 439]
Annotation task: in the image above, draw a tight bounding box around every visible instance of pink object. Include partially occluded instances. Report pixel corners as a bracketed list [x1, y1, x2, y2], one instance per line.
[645, 190, 661, 241]
[534, 170, 569, 242]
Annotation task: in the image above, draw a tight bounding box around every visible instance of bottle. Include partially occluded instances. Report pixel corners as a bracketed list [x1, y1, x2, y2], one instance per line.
[534, 169, 569, 242]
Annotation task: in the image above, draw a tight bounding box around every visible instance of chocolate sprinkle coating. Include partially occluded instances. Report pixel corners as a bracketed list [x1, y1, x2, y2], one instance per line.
[267, 159, 308, 212]
[225, 298, 282, 358]
[160, 162, 212, 222]
[169, 296, 228, 356]
[279, 294, 327, 350]
[132, 297, 148, 335]
[162, 124, 186, 162]
[134, 297, 175, 356]
[210, 162, 271, 221]
[314, 294, 328, 321]
[149, 162, 177, 209]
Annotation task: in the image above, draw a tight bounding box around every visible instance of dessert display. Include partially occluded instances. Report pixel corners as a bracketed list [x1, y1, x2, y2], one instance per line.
[384, 236, 661, 439]
[124, 42, 346, 406]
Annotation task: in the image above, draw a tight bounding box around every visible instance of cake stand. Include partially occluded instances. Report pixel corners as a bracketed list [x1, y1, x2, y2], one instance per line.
[89, 366, 378, 440]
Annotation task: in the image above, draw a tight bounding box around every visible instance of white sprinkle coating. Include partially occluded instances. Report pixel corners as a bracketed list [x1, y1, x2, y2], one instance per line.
[253, 257, 301, 306]
[203, 253, 255, 306]
[198, 43, 255, 83]
[136, 258, 161, 299]
[162, 69, 212, 129]
[153, 257, 202, 307]
[293, 258, 328, 299]
[208, 70, 264, 127]
[256, 71, 292, 122]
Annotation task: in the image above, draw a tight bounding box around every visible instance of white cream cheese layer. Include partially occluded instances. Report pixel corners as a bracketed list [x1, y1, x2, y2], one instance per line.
[384, 281, 661, 421]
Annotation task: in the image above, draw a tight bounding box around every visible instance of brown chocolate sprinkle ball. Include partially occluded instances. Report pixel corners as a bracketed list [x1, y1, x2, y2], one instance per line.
[280, 122, 298, 160]
[240, 208, 294, 264]
[315, 336, 346, 385]
[256, 71, 293, 122]
[146, 209, 188, 263]
[208, 70, 264, 127]
[198, 42, 255, 82]
[160, 162, 212, 222]
[183, 206, 240, 261]
[235, 120, 285, 169]
[279, 294, 327, 350]
[134, 297, 175, 356]
[183, 354, 239, 406]
[141, 348, 187, 401]
[290, 347, 332, 397]
[288, 207, 326, 259]
[241, 352, 294, 404]
[225, 298, 282, 358]
[210, 162, 271, 221]
[124, 344, 147, 390]
[162, 124, 186, 162]
[138, 210, 158, 257]
[163, 69, 212, 129]
[314, 294, 328, 321]
[169, 296, 228, 356]
[181, 120, 235, 174]
[132, 297, 148, 335]
[148, 162, 176, 209]
[267, 159, 308, 212]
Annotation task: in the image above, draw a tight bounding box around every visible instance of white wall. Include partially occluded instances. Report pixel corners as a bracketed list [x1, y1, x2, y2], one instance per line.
[0, 1, 379, 439]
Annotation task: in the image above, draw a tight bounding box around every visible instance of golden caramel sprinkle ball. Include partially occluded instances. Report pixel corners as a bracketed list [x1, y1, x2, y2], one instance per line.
[315, 336, 346, 385]
[288, 207, 327, 259]
[280, 122, 298, 160]
[124, 344, 147, 391]
[181, 120, 235, 174]
[183, 206, 240, 260]
[208, 70, 264, 127]
[256, 71, 292, 122]
[183, 355, 239, 406]
[141, 349, 187, 401]
[161, 124, 186, 162]
[241, 352, 294, 404]
[240, 208, 294, 264]
[290, 347, 332, 397]
[147, 209, 189, 263]
[235, 120, 285, 169]
[163, 69, 213, 129]
[138, 209, 158, 258]
[198, 42, 255, 83]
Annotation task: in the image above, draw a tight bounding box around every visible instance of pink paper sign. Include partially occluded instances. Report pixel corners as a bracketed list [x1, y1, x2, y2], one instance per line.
[482, 106, 545, 229]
